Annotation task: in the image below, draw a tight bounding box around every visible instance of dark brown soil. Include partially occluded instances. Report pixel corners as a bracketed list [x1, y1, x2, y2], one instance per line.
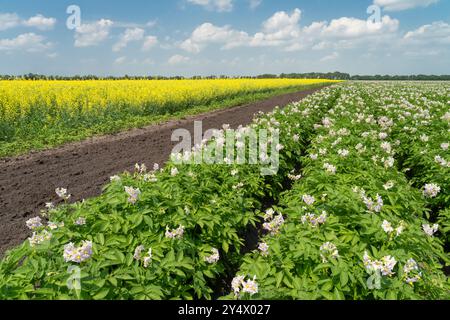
[0, 88, 323, 256]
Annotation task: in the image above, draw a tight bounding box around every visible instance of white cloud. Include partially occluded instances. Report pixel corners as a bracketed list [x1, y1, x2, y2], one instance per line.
[187, 0, 233, 12]
[0, 13, 56, 31]
[250, 8, 302, 47]
[320, 52, 339, 62]
[374, 0, 439, 11]
[168, 54, 190, 65]
[146, 20, 158, 28]
[180, 22, 249, 53]
[321, 16, 399, 38]
[404, 21, 450, 44]
[74, 19, 114, 47]
[180, 9, 302, 52]
[262, 8, 301, 34]
[285, 15, 399, 52]
[180, 8, 399, 53]
[0, 33, 52, 52]
[180, 38, 202, 53]
[114, 56, 127, 64]
[249, 0, 262, 10]
[143, 58, 155, 65]
[404, 49, 441, 57]
[113, 27, 145, 52]
[47, 52, 59, 59]
[23, 14, 56, 30]
[142, 35, 159, 51]
[0, 13, 20, 31]
[311, 41, 332, 51]
[114, 56, 157, 66]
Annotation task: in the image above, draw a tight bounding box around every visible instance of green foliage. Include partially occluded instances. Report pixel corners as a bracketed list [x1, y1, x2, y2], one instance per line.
[230, 82, 449, 301]
[1, 82, 448, 300]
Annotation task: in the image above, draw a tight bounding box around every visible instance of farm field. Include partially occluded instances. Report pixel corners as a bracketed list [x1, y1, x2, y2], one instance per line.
[0, 81, 448, 300]
[0, 79, 334, 158]
[0, 88, 322, 257]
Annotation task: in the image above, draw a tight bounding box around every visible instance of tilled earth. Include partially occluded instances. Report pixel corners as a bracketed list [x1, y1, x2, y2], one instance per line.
[0, 88, 323, 256]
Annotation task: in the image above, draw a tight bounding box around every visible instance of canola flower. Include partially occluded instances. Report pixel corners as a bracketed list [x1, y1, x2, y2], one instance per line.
[0, 79, 333, 124]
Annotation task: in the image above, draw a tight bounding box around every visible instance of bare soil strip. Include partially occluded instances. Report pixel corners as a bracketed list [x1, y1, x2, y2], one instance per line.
[0, 88, 323, 255]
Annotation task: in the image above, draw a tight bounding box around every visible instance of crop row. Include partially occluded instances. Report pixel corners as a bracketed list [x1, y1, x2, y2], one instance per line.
[230, 82, 449, 300]
[0, 86, 340, 299]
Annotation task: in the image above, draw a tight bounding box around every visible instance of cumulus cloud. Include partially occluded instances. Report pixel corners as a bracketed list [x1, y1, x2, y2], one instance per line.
[187, 0, 233, 12]
[0, 13, 56, 31]
[249, 0, 262, 10]
[74, 19, 114, 47]
[0, 33, 52, 52]
[113, 27, 145, 52]
[320, 52, 339, 62]
[46, 52, 58, 59]
[0, 13, 20, 31]
[404, 21, 450, 44]
[180, 22, 249, 53]
[180, 9, 303, 52]
[180, 8, 399, 53]
[251, 8, 302, 47]
[23, 14, 56, 30]
[142, 35, 158, 51]
[146, 20, 158, 28]
[114, 56, 127, 65]
[320, 15, 399, 38]
[168, 54, 190, 65]
[374, 0, 439, 11]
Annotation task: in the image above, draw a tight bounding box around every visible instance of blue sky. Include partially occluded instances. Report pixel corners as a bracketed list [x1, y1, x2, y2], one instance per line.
[0, 0, 449, 76]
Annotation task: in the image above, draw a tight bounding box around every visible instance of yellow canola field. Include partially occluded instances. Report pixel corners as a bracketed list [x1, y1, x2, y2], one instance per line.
[0, 79, 335, 121]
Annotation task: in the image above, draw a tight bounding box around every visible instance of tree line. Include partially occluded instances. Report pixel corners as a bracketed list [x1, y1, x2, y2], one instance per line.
[1, 72, 449, 81]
